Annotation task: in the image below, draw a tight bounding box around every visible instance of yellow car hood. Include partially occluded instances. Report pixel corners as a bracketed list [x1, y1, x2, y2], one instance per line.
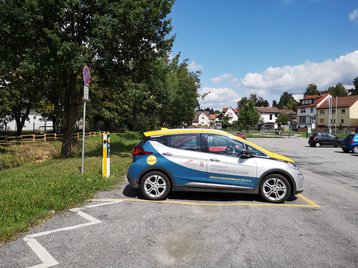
[268, 152, 295, 163]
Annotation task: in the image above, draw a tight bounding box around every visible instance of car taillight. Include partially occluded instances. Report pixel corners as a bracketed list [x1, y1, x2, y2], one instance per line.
[132, 146, 153, 155]
[350, 140, 354, 144]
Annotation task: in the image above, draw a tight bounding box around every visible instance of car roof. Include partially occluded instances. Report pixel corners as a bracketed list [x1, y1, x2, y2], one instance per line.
[144, 128, 227, 137]
[144, 128, 294, 163]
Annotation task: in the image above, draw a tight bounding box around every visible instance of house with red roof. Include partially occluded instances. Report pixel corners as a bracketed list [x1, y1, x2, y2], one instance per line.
[222, 107, 239, 124]
[317, 95, 358, 129]
[296, 94, 330, 129]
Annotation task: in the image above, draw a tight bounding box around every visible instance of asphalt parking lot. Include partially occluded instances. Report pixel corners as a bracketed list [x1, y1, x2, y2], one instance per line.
[1, 137, 358, 268]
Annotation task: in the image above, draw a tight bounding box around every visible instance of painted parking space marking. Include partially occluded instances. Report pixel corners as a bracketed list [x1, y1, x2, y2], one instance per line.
[23, 200, 123, 268]
[91, 194, 320, 208]
[23, 195, 318, 267]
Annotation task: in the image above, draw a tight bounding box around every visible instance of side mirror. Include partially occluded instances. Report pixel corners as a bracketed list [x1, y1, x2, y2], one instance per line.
[239, 150, 252, 159]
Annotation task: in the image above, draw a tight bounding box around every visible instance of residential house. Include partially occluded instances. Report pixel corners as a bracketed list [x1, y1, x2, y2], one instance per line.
[192, 111, 210, 127]
[317, 95, 358, 129]
[296, 94, 330, 129]
[255, 106, 281, 125]
[222, 107, 239, 124]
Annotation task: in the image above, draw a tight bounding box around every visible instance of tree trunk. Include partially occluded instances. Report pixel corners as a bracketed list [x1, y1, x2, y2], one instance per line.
[61, 75, 79, 157]
[15, 104, 31, 136]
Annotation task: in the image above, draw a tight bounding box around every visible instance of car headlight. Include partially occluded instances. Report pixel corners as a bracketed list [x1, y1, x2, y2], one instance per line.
[287, 161, 299, 170]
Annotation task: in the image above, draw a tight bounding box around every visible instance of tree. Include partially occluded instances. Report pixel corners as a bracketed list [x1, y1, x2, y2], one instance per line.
[348, 77, 358, 95]
[276, 113, 291, 124]
[255, 96, 269, 107]
[238, 97, 249, 108]
[0, 0, 175, 156]
[238, 100, 260, 130]
[304, 84, 320, 96]
[326, 83, 347, 97]
[272, 100, 278, 107]
[239, 94, 268, 108]
[277, 91, 298, 111]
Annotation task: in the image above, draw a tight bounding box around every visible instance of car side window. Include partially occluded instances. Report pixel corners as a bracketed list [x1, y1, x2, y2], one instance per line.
[247, 145, 267, 157]
[150, 135, 168, 146]
[168, 134, 201, 151]
[328, 134, 336, 139]
[207, 134, 244, 157]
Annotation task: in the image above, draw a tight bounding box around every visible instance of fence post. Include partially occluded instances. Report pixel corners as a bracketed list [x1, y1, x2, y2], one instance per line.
[54, 133, 57, 141]
[33, 134, 36, 142]
[20, 135, 23, 145]
[44, 134, 46, 142]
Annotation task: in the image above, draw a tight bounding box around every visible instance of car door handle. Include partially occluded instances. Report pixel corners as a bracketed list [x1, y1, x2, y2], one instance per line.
[163, 152, 173, 156]
[210, 158, 220, 162]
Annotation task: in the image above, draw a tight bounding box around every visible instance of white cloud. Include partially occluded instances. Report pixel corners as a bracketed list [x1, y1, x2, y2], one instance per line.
[293, 94, 304, 102]
[188, 61, 203, 72]
[349, 8, 358, 22]
[210, 73, 233, 83]
[241, 50, 358, 93]
[198, 87, 240, 110]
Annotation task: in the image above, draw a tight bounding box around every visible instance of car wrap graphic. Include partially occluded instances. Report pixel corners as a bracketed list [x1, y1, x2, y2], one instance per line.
[147, 141, 258, 188]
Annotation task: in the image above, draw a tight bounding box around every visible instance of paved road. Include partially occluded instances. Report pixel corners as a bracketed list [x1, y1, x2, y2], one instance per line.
[1, 137, 358, 268]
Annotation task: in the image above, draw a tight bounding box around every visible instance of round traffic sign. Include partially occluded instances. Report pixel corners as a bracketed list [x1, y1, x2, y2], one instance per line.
[83, 66, 91, 86]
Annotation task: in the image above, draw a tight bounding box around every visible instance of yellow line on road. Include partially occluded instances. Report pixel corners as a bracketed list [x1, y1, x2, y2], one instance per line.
[91, 194, 319, 208]
[297, 194, 320, 208]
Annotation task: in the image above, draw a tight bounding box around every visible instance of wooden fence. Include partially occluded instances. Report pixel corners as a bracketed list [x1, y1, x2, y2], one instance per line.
[0, 131, 104, 145]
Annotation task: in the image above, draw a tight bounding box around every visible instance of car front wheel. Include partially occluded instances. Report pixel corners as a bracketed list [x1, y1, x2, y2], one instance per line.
[260, 174, 291, 203]
[140, 171, 171, 200]
[315, 142, 321, 147]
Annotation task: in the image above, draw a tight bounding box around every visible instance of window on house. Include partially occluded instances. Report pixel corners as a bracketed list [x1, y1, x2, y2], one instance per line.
[341, 119, 344, 123]
[270, 114, 272, 120]
[301, 109, 306, 114]
[319, 119, 324, 123]
[319, 110, 324, 115]
[332, 109, 336, 114]
[33, 116, 36, 119]
[310, 107, 314, 113]
[341, 109, 345, 114]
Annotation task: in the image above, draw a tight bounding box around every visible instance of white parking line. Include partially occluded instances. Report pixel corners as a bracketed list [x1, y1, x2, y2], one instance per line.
[23, 200, 122, 268]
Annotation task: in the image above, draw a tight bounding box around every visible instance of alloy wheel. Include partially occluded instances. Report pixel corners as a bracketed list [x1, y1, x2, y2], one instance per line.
[262, 177, 287, 202]
[143, 175, 167, 199]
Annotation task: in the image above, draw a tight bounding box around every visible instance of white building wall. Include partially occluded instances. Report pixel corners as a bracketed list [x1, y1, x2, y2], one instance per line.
[2, 109, 53, 132]
[198, 113, 210, 126]
[260, 113, 278, 123]
[224, 108, 238, 124]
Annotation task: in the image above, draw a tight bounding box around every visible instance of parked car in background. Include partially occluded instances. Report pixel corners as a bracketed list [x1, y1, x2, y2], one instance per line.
[234, 132, 246, 139]
[308, 132, 341, 147]
[127, 128, 304, 203]
[341, 134, 358, 153]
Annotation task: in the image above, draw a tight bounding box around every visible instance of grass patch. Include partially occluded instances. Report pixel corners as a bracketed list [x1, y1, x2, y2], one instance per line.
[0, 132, 141, 243]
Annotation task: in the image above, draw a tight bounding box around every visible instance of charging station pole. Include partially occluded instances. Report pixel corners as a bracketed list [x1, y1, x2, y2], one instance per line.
[102, 133, 110, 177]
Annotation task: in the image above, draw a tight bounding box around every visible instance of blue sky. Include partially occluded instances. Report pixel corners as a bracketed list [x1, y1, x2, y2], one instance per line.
[170, 0, 358, 110]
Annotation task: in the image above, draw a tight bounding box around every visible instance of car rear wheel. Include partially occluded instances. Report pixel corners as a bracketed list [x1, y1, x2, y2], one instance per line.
[342, 149, 350, 153]
[260, 174, 291, 203]
[315, 142, 321, 147]
[140, 171, 171, 200]
[353, 146, 358, 154]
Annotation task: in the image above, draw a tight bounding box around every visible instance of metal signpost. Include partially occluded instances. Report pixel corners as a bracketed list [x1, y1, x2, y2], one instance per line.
[81, 66, 90, 174]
